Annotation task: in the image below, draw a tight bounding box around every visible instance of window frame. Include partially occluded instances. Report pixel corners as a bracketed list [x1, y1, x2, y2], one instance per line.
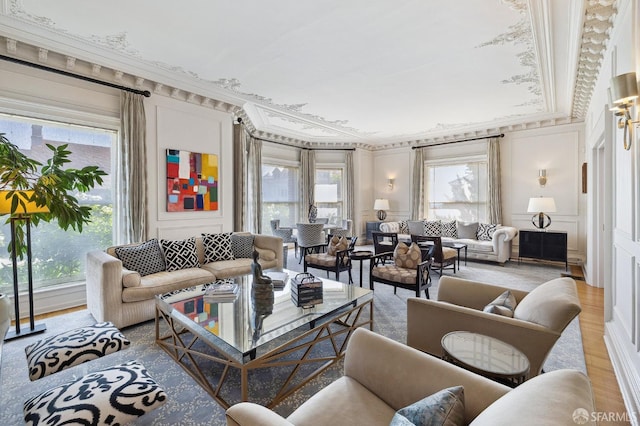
[260, 158, 301, 230]
[314, 165, 345, 225]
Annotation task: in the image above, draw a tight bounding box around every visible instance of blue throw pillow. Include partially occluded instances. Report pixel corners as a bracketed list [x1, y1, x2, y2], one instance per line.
[389, 386, 465, 426]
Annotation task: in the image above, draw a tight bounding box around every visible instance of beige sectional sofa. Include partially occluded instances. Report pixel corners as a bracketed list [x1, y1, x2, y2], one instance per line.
[226, 328, 596, 426]
[86, 233, 283, 329]
[380, 220, 518, 264]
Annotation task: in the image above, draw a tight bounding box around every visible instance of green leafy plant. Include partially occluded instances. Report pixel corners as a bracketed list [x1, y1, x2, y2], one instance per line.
[0, 132, 107, 259]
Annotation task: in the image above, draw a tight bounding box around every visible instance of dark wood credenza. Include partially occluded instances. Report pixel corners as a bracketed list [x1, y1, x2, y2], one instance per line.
[518, 229, 568, 271]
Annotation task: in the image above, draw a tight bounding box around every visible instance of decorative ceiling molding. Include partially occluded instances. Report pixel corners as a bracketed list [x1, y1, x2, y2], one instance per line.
[571, 0, 617, 119]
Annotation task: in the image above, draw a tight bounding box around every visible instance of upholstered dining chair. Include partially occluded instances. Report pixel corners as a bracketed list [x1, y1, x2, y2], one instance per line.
[295, 223, 326, 263]
[372, 232, 399, 265]
[304, 235, 357, 283]
[411, 235, 456, 276]
[270, 219, 298, 256]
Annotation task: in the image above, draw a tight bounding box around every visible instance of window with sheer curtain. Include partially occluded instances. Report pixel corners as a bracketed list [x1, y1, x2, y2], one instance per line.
[425, 156, 487, 222]
[0, 115, 114, 293]
[261, 163, 300, 228]
[315, 168, 343, 225]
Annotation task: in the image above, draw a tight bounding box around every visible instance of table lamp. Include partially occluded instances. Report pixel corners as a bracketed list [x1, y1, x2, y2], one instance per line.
[527, 197, 556, 230]
[373, 199, 390, 221]
[0, 190, 49, 341]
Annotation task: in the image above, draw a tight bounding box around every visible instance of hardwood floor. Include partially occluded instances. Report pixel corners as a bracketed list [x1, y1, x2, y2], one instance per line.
[20, 268, 631, 422]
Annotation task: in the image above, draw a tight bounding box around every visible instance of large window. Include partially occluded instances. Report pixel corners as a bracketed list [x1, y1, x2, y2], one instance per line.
[0, 115, 114, 294]
[425, 157, 487, 222]
[261, 164, 299, 229]
[315, 168, 343, 224]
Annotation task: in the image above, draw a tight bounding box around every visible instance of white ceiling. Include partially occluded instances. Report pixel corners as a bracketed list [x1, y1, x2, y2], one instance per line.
[0, 1, 611, 147]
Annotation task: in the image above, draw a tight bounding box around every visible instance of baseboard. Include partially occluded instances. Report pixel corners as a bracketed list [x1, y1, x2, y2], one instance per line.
[9, 282, 86, 320]
[604, 322, 640, 425]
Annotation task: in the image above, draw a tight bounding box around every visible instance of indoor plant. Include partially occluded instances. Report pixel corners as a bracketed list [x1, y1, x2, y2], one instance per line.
[0, 132, 107, 259]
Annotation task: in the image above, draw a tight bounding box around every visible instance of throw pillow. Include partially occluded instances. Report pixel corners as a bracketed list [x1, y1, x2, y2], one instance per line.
[328, 236, 348, 256]
[390, 386, 465, 426]
[202, 232, 235, 263]
[424, 220, 442, 237]
[23, 360, 167, 425]
[399, 220, 409, 234]
[115, 238, 166, 276]
[441, 220, 458, 238]
[231, 234, 255, 259]
[160, 237, 199, 271]
[408, 220, 426, 236]
[476, 223, 498, 241]
[456, 221, 478, 239]
[394, 242, 422, 269]
[483, 290, 517, 317]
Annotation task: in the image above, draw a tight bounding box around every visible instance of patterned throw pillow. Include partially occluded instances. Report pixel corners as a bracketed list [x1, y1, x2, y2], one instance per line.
[424, 220, 442, 237]
[390, 386, 465, 426]
[231, 234, 255, 259]
[476, 223, 498, 241]
[160, 237, 199, 271]
[115, 239, 166, 276]
[24, 322, 130, 381]
[393, 242, 422, 269]
[456, 221, 478, 239]
[441, 220, 458, 238]
[23, 360, 167, 425]
[202, 232, 235, 263]
[327, 236, 348, 256]
[399, 220, 409, 234]
[483, 290, 517, 317]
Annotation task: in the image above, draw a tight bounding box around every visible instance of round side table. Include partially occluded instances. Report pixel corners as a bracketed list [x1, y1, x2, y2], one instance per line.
[441, 331, 530, 387]
[349, 250, 373, 287]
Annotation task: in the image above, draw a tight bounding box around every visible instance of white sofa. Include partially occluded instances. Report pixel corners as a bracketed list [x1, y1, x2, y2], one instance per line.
[86, 233, 283, 329]
[380, 220, 518, 264]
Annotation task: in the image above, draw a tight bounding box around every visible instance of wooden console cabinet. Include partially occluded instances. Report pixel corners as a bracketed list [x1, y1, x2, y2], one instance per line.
[518, 230, 567, 270]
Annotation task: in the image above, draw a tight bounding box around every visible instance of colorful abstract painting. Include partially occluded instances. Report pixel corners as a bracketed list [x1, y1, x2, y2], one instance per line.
[166, 149, 218, 212]
[173, 295, 220, 335]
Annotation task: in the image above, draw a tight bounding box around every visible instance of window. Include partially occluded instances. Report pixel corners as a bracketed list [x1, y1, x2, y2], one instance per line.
[0, 115, 114, 294]
[425, 158, 487, 222]
[261, 164, 299, 229]
[315, 168, 343, 225]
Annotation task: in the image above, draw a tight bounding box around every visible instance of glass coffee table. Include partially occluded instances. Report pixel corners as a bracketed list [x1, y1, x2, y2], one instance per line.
[155, 270, 373, 408]
[441, 331, 530, 386]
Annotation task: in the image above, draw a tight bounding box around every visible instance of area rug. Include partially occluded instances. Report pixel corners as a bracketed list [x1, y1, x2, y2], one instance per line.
[0, 256, 586, 425]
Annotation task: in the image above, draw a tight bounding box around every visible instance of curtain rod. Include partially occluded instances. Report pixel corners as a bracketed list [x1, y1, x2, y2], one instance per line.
[411, 133, 504, 149]
[0, 54, 151, 97]
[236, 118, 355, 151]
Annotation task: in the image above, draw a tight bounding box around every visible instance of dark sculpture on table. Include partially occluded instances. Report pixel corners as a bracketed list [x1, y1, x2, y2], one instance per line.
[251, 250, 273, 287]
[251, 250, 274, 343]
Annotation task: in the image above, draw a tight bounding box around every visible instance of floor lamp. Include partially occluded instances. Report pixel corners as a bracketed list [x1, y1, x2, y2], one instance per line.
[0, 190, 48, 341]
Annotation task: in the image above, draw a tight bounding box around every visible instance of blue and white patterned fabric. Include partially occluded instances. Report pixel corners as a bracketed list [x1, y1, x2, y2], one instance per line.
[23, 360, 166, 425]
[24, 322, 130, 381]
[160, 237, 200, 271]
[441, 220, 458, 238]
[424, 220, 443, 237]
[390, 386, 465, 426]
[114, 239, 166, 276]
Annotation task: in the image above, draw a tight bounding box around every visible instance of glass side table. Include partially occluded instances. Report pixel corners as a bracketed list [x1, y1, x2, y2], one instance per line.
[441, 331, 530, 387]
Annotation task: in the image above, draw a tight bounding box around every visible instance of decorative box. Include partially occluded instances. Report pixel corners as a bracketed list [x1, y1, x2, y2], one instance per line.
[291, 273, 323, 307]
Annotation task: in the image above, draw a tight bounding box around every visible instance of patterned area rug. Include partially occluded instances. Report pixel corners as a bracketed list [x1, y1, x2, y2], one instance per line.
[0, 253, 586, 425]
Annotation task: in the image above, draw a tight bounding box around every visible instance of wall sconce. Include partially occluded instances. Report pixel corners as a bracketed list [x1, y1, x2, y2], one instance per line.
[609, 72, 639, 150]
[387, 178, 394, 190]
[538, 169, 547, 187]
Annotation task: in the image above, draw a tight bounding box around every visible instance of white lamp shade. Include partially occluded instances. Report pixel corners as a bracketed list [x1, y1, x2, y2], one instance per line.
[610, 72, 639, 104]
[527, 197, 556, 213]
[373, 198, 390, 210]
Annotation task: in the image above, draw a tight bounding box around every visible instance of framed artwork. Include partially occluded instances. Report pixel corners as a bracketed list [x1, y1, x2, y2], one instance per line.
[166, 149, 218, 212]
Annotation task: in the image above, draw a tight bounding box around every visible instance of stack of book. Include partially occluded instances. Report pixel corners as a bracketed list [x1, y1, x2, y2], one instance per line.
[265, 271, 290, 290]
[204, 281, 239, 302]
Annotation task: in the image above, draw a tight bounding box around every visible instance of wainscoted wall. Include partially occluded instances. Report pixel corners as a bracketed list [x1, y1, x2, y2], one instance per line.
[583, 0, 640, 418]
[369, 124, 586, 263]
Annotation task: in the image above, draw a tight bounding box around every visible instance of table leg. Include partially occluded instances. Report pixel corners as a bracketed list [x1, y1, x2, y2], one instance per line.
[464, 246, 468, 265]
[359, 259, 363, 287]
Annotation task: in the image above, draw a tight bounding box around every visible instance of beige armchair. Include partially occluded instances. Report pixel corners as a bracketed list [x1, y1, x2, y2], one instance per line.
[226, 328, 595, 426]
[407, 276, 581, 379]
